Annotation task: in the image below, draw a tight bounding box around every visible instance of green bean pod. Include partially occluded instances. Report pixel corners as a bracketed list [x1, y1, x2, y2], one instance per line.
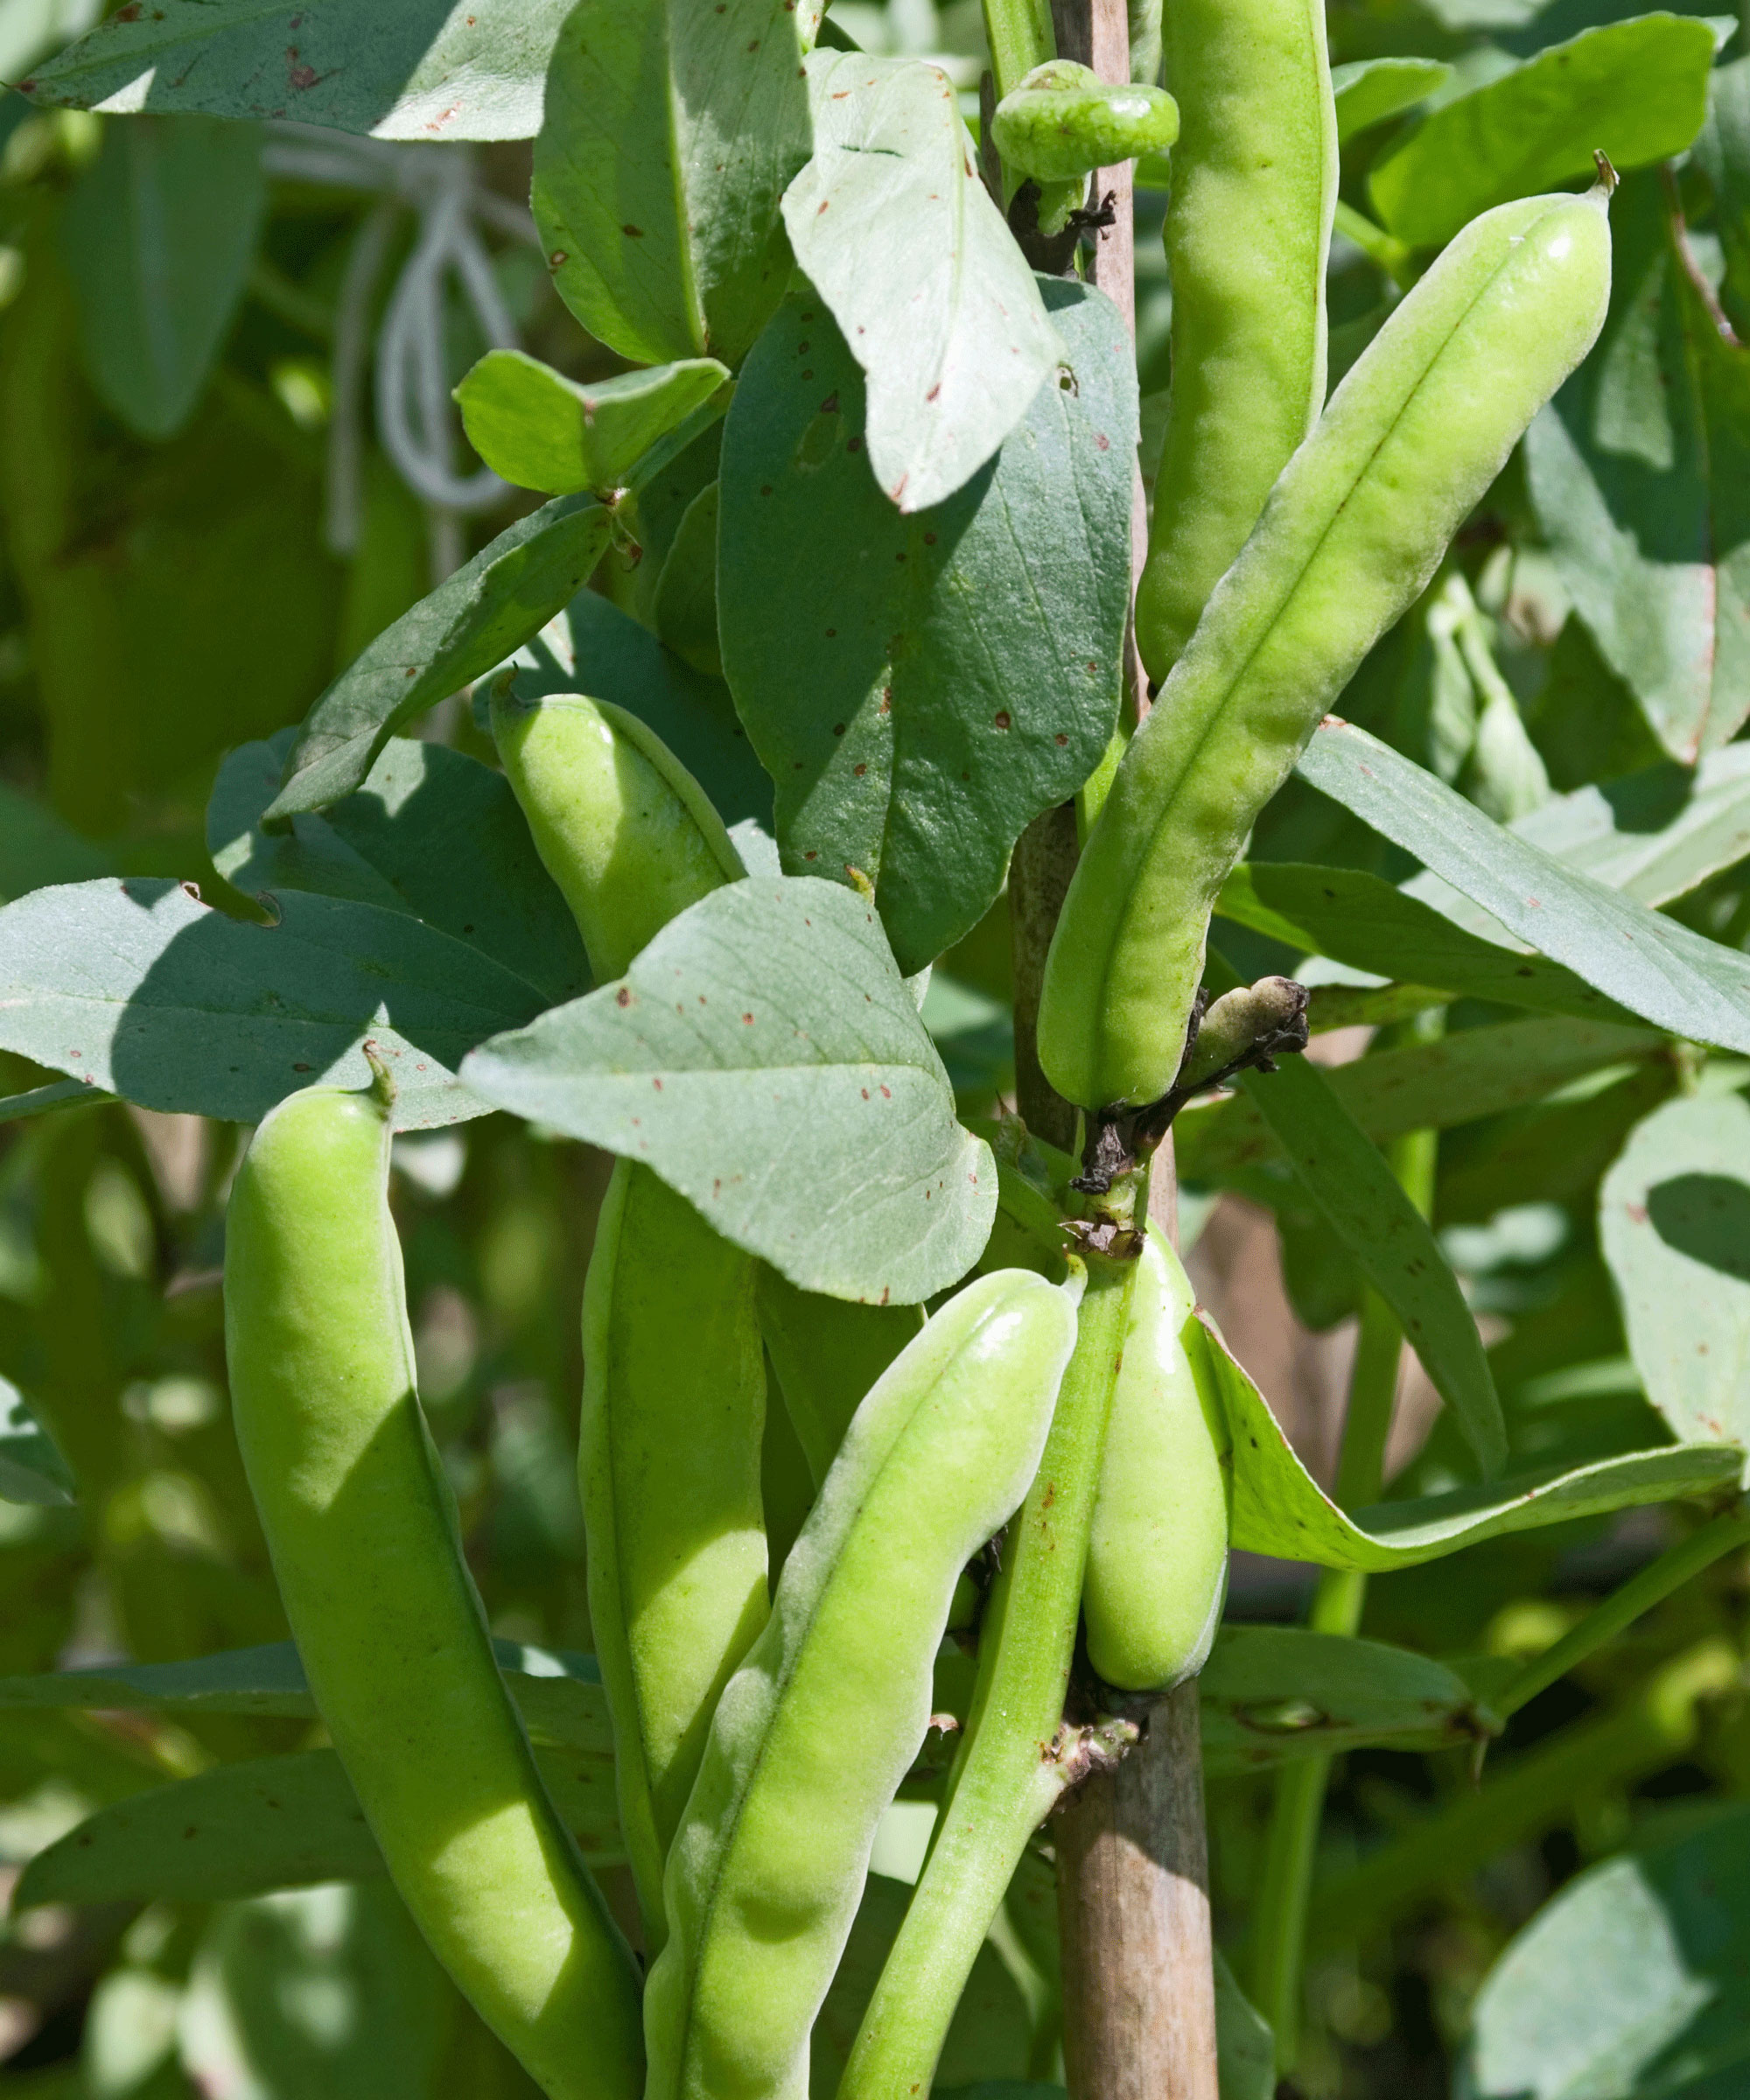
[582, 1160, 769, 1951]
[991, 61, 1180, 182]
[224, 1077, 642, 2100]
[1082, 1225, 1229, 1691]
[752, 1263, 924, 1489]
[1040, 181, 1614, 1110]
[642, 1267, 1080, 2100]
[490, 680, 744, 981]
[1134, 0, 1338, 682]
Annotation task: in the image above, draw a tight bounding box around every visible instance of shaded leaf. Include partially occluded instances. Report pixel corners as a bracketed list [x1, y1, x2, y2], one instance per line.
[1200, 1625, 1487, 1771]
[654, 480, 723, 677]
[1297, 719, 1750, 1052]
[1214, 1952, 1276, 2100]
[0, 1378, 75, 1508]
[1697, 52, 1750, 337]
[60, 116, 263, 440]
[208, 731, 590, 1006]
[1368, 16, 1715, 248]
[1231, 1049, 1507, 1475]
[1466, 1802, 1750, 2099]
[266, 494, 611, 822]
[1601, 1092, 1750, 1477]
[1524, 170, 1750, 763]
[1331, 56, 1451, 143]
[530, 0, 814, 366]
[720, 281, 1131, 974]
[23, 0, 572, 140]
[1191, 1313, 1740, 1570]
[1510, 741, 1750, 906]
[1216, 862, 1636, 1023]
[783, 53, 1065, 511]
[461, 878, 995, 1304]
[1177, 1015, 1664, 1179]
[454, 351, 729, 498]
[0, 878, 554, 1130]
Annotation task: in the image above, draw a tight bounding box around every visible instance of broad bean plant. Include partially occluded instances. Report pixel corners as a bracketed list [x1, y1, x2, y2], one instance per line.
[4, 0, 1750, 2094]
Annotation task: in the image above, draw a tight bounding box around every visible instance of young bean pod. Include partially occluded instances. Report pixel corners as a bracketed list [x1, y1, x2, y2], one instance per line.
[643, 1268, 1080, 2100]
[1134, 0, 1338, 682]
[582, 1160, 770, 1951]
[990, 60, 1180, 182]
[1082, 1226, 1230, 1691]
[1040, 180, 1614, 1110]
[753, 1263, 924, 1489]
[225, 1076, 642, 2100]
[491, 680, 744, 982]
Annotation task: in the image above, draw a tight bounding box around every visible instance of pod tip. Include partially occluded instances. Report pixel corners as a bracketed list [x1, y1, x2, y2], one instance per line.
[360, 1040, 398, 1111]
[1590, 150, 1619, 200]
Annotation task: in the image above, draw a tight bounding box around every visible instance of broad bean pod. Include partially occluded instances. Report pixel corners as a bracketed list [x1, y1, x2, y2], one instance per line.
[225, 1076, 642, 2100]
[643, 1268, 1080, 2100]
[582, 1161, 769, 1950]
[491, 680, 744, 981]
[1082, 1226, 1230, 1691]
[990, 61, 1179, 182]
[753, 1263, 924, 1489]
[1040, 181, 1614, 1110]
[1133, 0, 1338, 682]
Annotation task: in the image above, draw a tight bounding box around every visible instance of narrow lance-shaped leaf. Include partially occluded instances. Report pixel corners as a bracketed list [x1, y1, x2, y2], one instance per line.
[720, 280, 1132, 974]
[1523, 170, 1750, 763]
[531, 0, 817, 367]
[0, 879, 554, 1130]
[1368, 15, 1717, 249]
[1601, 1092, 1750, 1479]
[1230, 1045, 1508, 1476]
[0, 1380, 75, 1508]
[1296, 718, 1750, 1053]
[454, 353, 730, 499]
[461, 878, 995, 1305]
[783, 53, 1066, 510]
[21, 0, 574, 141]
[1190, 1314, 1740, 1572]
[265, 493, 612, 822]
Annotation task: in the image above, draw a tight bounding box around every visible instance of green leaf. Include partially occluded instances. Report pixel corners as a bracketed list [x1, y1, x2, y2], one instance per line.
[530, 0, 813, 367]
[783, 53, 1065, 511]
[178, 1884, 451, 2100]
[1214, 1951, 1276, 2100]
[460, 878, 996, 1305]
[1697, 53, 1750, 337]
[1466, 1802, 1750, 2098]
[809, 1873, 1032, 2096]
[22, 0, 572, 140]
[1508, 742, 1750, 907]
[654, 481, 723, 677]
[209, 731, 591, 1006]
[60, 115, 263, 440]
[0, 783, 112, 906]
[1191, 1313, 1740, 1571]
[1297, 719, 1750, 1053]
[1200, 1625, 1487, 1771]
[1215, 862, 1636, 1024]
[720, 281, 1131, 974]
[1601, 1092, 1750, 1479]
[0, 878, 554, 1131]
[265, 494, 612, 822]
[1177, 1015, 1665, 1180]
[454, 351, 730, 498]
[1330, 57, 1452, 144]
[1368, 15, 1716, 248]
[511, 587, 773, 828]
[1524, 170, 1750, 763]
[1230, 1049, 1508, 1475]
[14, 1744, 623, 1908]
[0, 1378, 74, 1508]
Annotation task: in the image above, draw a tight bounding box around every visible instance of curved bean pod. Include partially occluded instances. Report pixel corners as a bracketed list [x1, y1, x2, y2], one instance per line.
[582, 1160, 769, 1951]
[1083, 1226, 1230, 1691]
[991, 61, 1179, 182]
[753, 1263, 924, 1489]
[643, 1267, 1080, 2100]
[1134, 0, 1337, 681]
[1040, 182, 1614, 1110]
[225, 1077, 642, 2100]
[491, 681, 744, 982]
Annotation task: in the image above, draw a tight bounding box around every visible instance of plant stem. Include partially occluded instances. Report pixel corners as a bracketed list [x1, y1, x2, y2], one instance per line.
[838, 1242, 1143, 2096]
[1333, 199, 1417, 290]
[1250, 1115, 1435, 2071]
[1491, 1502, 1750, 1723]
[983, 0, 1055, 99]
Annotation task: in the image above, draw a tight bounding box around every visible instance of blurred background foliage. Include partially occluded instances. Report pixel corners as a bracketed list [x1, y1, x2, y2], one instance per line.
[1, 0, 1750, 2094]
